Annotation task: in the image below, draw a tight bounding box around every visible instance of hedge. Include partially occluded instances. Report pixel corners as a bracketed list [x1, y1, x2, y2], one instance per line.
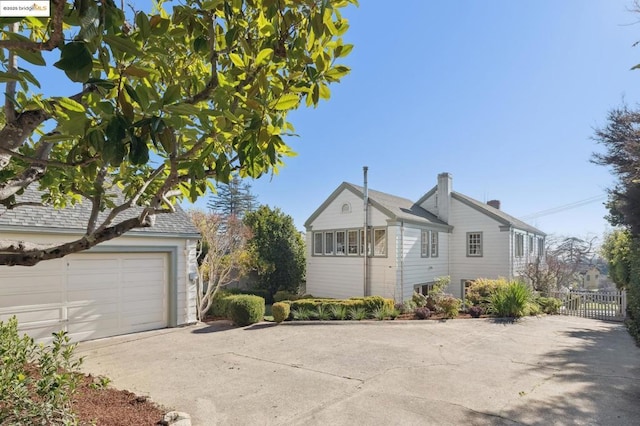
[272, 302, 290, 323]
[287, 296, 394, 319]
[227, 287, 274, 304]
[226, 295, 265, 326]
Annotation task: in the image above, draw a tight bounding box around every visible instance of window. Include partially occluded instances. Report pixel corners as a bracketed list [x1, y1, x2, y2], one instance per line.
[586, 275, 590, 281]
[324, 232, 334, 255]
[515, 234, 524, 257]
[359, 229, 366, 255]
[336, 231, 346, 255]
[430, 231, 439, 257]
[313, 232, 323, 255]
[373, 228, 386, 256]
[421, 230, 429, 257]
[529, 236, 534, 253]
[347, 230, 358, 254]
[341, 203, 351, 214]
[538, 237, 544, 259]
[415, 283, 434, 295]
[467, 232, 482, 257]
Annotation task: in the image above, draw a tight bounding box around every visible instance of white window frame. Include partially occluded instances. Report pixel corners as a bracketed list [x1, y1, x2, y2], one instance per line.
[421, 229, 429, 257]
[313, 232, 323, 255]
[430, 231, 438, 258]
[324, 231, 334, 255]
[467, 232, 482, 257]
[373, 228, 387, 256]
[336, 230, 346, 255]
[515, 234, 524, 258]
[347, 230, 359, 255]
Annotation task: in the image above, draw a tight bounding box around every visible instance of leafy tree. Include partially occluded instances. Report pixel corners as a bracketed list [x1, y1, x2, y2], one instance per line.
[189, 210, 251, 320]
[244, 205, 305, 296]
[208, 175, 258, 218]
[600, 229, 633, 290]
[592, 105, 640, 235]
[0, 0, 357, 266]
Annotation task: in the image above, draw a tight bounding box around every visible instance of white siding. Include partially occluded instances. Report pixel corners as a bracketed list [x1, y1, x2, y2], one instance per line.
[308, 189, 389, 230]
[396, 225, 449, 302]
[448, 198, 511, 298]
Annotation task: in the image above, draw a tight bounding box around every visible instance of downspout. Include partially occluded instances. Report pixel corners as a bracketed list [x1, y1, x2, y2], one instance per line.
[363, 166, 369, 297]
[400, 220, 405, 302]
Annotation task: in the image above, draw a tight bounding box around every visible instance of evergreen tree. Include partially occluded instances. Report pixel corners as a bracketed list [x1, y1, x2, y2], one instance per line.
[208, 175, 258, 218]
[244, 206, 306, 296]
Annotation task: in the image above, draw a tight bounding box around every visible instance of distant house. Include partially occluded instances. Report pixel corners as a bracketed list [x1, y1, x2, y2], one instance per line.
[304, 172, 546, 302]
[581, 266, 601, 291]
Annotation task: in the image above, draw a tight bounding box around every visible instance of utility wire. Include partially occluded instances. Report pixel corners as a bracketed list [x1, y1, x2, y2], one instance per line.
[521, 194, 607, 220]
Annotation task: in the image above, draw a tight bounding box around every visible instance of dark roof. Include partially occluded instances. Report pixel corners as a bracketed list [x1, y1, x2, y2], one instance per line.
[0, 186, 200, 237]
[451, 191, 546, 235]
[304, 182, 450, 229]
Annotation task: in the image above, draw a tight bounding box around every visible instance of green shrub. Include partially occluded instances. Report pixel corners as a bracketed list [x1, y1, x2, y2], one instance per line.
[330, 304, 348, 320]
[372, 306, 392, 320]
[439, 296, 462, 318]
[349, 306, 367, 320]
[537, 297, 563, 314]
[273, 290, 299, 303]
[227, 288, 273, 304]
[208, 290, 232, 317]
[292, 307, 312, 320]
[349, 296, 394, 312]
[227, 295, 265, 326]
[316, 305, 331, 320]
[466, 278, 510, 307]
[0, 317, 82, 425]
[412, 292, 427, 308]
[527, 302, 541, 316]
[272, 302, 290, 323]
[489, 281, 532, 318]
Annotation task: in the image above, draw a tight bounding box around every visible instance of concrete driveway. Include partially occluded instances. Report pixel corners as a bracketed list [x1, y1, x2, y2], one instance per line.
[77, 316, 640, 425]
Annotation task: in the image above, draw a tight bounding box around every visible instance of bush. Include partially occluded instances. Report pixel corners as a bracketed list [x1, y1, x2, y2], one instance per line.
[0, 317, 82, 425]
[439, 296, 462, 318]
[208, 290, 232, 317]
[288, 297, 394, 320]
[537, 297, 563, 314]
[292, 307, 312, 320]
[468, 306, 484, 318]
[272, 302, 290, 323]
[415, 307, 431, 319]
[401, 300, 417, 314]
[330, 305, 348, 320]
[466, 278, 510, 307]
[227, 288, 273, 304]
[412, 292, 427, 308]
[349, 306, 367, 320]
[227, 295, 265, 326]
[489, 281, 532, 318]
[315, 305, 331, 320]
[273, 290, 299, 303]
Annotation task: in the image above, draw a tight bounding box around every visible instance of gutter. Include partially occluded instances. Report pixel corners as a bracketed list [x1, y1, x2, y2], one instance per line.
[363, 166, 369, 297]
[400, 220, 405, 302]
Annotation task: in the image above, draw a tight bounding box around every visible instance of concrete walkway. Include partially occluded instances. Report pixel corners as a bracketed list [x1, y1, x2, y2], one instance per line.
[77, 316, 640, 425]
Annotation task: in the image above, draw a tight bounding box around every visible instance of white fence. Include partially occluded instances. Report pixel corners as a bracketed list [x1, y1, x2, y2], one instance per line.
[547, 290, 627, 322]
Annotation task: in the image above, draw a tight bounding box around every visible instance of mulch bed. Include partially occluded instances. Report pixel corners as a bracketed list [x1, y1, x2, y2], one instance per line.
[71, 374, 166, 426]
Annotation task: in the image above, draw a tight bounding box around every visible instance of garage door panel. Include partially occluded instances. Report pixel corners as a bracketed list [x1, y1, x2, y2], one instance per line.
[0, 276, 64, 297]
[0, 251, 168, 342]
[67, 288, 119, 303]
[67, 258, 119, 271]
[67, 302, 119, 319]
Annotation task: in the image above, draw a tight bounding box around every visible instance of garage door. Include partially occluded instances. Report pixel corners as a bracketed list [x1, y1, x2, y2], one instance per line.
[0, 251, 168, 343]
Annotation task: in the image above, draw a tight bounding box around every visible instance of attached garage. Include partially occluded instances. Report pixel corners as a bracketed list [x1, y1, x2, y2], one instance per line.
[0, 188, 200, 343]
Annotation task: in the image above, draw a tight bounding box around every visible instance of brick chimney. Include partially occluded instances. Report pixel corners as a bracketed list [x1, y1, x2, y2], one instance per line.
[436, 172, 452, 223]
[487, 199, 501, 210]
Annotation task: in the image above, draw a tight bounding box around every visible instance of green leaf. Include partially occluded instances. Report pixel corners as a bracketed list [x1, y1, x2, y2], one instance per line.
[129, 134, 149, 165]
[15, 49, 46, 66]
[335, 44, 353, 58]
[229, 53, 245, 68]
[255, 48, 273, 66]
[104, 34, 143, 57]
[135, 12, 151, 39]
[270, 93, 299, 110]
[53, 42, 93, 83]
[54, 97, 86, 112]
[0, 72, 21, 82]
[163, 85, 181, 105]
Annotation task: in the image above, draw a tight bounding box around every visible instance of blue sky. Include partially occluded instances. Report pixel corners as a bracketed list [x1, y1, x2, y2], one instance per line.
[187, 0, 640, 241]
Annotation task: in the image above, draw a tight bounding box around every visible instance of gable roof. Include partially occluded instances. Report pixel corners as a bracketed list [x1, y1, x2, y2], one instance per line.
[451, 191, 545, 235]
[0, 186, 200, 237]
[304, 182, 450, 229]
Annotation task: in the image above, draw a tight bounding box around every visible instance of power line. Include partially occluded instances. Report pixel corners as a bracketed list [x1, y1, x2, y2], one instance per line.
[521, 194, 607, 220]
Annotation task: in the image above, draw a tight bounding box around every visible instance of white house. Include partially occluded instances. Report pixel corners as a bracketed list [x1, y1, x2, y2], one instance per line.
[304, 172, 546, 303]
[0, 187, 200, 343]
